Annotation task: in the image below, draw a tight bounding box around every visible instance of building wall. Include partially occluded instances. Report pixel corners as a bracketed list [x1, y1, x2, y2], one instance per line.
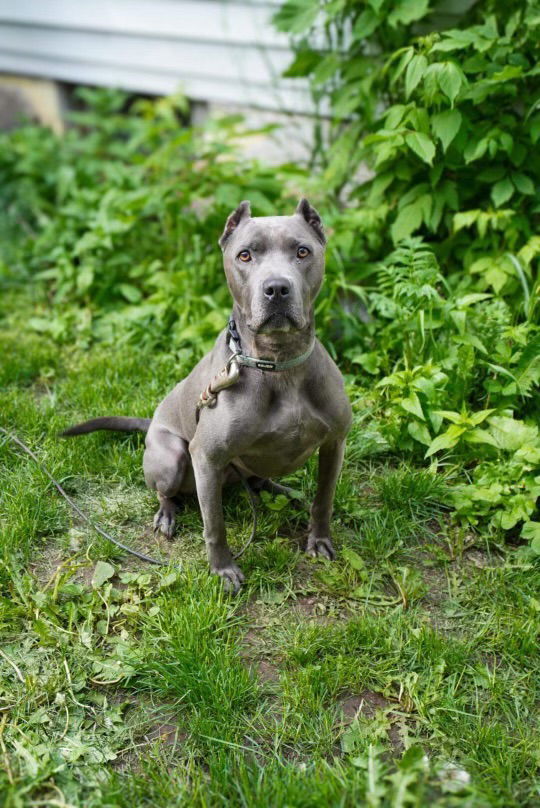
[0, 0, 311, 113]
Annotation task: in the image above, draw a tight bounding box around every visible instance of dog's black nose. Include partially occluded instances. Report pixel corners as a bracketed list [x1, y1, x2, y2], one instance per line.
[263, 278, 290, 300]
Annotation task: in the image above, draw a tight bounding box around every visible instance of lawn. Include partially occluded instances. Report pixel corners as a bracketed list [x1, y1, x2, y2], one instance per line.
[1, 3, 540, 798]
[1, 284, 539, 807]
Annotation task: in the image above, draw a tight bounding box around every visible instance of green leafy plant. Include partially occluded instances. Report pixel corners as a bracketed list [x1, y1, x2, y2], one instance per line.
[275, 0, 540, 549]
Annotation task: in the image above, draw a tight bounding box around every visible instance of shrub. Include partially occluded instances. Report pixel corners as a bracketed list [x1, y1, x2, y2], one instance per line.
[274, 0, 540, 548]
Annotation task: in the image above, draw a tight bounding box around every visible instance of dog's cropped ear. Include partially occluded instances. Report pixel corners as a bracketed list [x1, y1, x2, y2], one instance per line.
[295, 198, 326, 245]
[219, 200, 251, 249]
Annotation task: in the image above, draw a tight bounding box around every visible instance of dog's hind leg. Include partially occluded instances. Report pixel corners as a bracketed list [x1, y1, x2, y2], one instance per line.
[143, 426, 190, 539]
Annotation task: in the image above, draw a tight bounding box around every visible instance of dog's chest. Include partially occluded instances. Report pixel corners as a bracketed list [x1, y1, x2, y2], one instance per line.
[237, 389, 330, 476]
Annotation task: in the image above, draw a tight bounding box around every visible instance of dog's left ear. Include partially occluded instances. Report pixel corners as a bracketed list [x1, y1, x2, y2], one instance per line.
[295, 198, 326, 245]
[219, 200, 251, 249]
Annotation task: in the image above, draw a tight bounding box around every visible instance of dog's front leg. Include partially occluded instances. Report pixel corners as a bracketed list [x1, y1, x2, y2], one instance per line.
[190, 447, 245, 592]
[307, 438, 346, 561]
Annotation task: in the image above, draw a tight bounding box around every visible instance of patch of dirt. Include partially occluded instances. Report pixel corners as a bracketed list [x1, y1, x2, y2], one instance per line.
[420, 564, 448, 608]
[29, 544, 67, 587]
[339, 690, 404, 753]
[293, 595, 320, 616]
[241, 625, 281, 686]
[340, 690, 391, 721]
[463, 548, 503, 569]
[144, 720, 186, 747]
[290, 593, 346, 624]
[254, 658, 281, 684]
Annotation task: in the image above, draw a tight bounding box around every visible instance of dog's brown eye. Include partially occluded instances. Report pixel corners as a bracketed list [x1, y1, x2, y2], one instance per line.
[238, 250, 252, 262]
[297, 246, 310, 259]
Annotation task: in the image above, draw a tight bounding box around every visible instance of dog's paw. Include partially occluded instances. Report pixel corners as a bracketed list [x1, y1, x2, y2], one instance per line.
[153, 501, 176, 540]
[306, 535, 335, 561]
[212, 563, 245, 593]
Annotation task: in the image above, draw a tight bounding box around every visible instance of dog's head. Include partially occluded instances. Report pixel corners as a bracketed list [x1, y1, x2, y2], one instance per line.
[219, 199, 326, 335]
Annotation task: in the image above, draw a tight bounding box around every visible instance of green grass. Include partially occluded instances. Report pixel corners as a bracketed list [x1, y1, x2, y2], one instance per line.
[1, 289, 539, 807]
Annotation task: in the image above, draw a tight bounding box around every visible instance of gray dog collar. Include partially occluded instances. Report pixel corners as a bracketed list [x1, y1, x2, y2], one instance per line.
[227, 316, 315, 372]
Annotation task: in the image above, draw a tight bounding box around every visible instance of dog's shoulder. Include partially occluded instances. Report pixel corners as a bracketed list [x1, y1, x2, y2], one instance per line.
[304, 341, 352, 435]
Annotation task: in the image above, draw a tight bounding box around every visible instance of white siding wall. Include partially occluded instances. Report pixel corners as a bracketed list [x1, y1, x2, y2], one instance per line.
[0, 0, 310, 112]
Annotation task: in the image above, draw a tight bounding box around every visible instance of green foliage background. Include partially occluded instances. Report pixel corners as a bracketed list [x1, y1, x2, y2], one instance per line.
[1, 2, 539, 548]
[277, 0, 540, 547]
[1, 4, 540, 805]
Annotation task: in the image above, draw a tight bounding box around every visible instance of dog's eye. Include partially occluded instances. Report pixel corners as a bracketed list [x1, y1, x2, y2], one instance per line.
[238, 250, 252, 262]
[297, 246, 310, 259]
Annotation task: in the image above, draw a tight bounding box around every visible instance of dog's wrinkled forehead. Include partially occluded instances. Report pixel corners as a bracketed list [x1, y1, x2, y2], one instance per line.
[219, 199, 326, 252]
[229, 217, 320, 252]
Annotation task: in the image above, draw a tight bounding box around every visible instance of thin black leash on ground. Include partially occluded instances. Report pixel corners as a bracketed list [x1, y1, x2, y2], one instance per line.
[0, 427, 258, 566]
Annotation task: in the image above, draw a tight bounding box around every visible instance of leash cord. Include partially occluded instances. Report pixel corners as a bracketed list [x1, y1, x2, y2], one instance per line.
[0, 427, 258, 567]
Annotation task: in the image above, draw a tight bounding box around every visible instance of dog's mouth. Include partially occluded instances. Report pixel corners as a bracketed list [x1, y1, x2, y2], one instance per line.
[250, 311, 302, 334]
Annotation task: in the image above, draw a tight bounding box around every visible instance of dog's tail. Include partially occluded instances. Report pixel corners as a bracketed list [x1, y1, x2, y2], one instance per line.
[61, 416, 151, 437]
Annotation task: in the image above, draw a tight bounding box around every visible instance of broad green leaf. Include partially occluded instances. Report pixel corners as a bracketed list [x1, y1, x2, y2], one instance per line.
[405, 132, 436, 164]
[313, 54, 340, 85]
[388, 0, 429, 27]
[464, 137, 489, 163]
[282, 49, 320, 78]
[408, 420, 432, 446]
[511, 172, 535, 195]
[405, 54, 427, 99]
[521, 521, 540, 553]
[273, 0, 319, 33]
[491, 178, 514, 207]
[353, 9, 380, 38]
[432, 410, 463, 424]
[350, 352, 380, 374]
[487, 416, 539, 452]
[469, 408, 496, 426]
[391, 202, 423, 242]
[92, 561, 115, 588]
[485, 266, 508, 293]
[76, 264, 94, 293]
[463, 428, 498, 446]
[430, 109, 462, 151]
[453, 210, 480, 232]
[118, 283, 143, 303]
[438, 62, 466, 105]
[425, 425, 466, 457]
[342, 547, 366, 571]
[400, 392, 425, 420]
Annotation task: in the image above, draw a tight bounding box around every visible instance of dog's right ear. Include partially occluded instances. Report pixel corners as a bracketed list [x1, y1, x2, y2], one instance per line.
[219, 200, 251, 249]
[295, 198, 325, 245]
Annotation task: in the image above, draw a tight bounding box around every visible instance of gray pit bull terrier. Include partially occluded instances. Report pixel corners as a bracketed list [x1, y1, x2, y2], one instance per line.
[63, 199, 352, 591]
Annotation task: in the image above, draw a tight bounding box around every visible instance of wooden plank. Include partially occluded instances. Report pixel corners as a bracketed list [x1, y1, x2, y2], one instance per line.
[0, 0, 289, 48]
[0, 50, 313, 112]
[0, 23, 294, 85]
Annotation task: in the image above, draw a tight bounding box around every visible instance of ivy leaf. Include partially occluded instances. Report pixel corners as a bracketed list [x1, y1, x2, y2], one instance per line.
[92, 561, 116, 588]
[491, 178, 514, 207]
[405, 54, 427, 99]
[405, 132, 436, 164]
[430, 109, 462, 151]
